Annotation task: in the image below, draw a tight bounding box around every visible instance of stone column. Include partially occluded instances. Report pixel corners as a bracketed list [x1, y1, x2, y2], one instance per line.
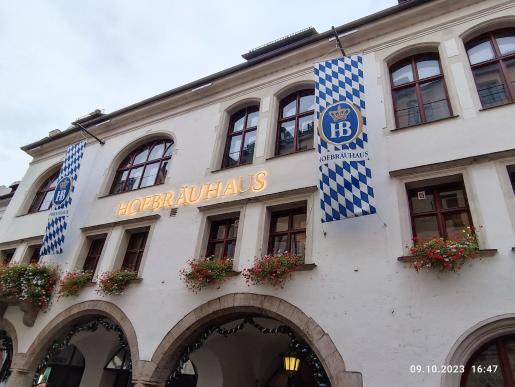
[6, 368, 34, 387]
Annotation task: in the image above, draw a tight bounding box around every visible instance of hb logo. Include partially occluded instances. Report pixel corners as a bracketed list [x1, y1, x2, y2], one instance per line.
[318, 101, 363, 145]
[52, 176, 73, 207]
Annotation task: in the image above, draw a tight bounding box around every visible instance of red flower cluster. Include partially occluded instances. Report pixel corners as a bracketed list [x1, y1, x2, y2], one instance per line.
[242, 252, 302, 288]
[409, 228, 479, 272]
[97, 269, 138, 296]
[57, 271, 93, 298]
[180, 257, 233, 292]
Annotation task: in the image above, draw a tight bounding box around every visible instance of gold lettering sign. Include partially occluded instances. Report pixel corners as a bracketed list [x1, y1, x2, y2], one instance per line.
[116, 171, 268, 217]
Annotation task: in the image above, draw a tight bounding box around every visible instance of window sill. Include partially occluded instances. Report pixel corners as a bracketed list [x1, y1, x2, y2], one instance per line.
[397, 249, 498, 263]
[479, 101, 515, 112]
[266, 147, 315, 161]
[97, 182, 166, 199]
[226, 270, 241, 277]
[292, 263, 317, 271]
[390, 115, 460, 132]
[211, 163, 253, 174]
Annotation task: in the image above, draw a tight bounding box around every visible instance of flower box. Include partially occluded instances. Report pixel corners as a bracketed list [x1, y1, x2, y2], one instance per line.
[97, 270, 139, 296]
[243, 252, 304, 287]
[180, 257, 234, 292]
[58, 271, 94, 298]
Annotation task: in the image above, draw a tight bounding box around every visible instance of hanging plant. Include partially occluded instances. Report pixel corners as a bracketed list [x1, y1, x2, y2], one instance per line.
[243, 252, 302, 287]
[408, 227, 480, 272]
[180, 257, 233, 292]
[57, 270, 93, 298]
[0, 263, 59, 310]
[97, 269, 138, 296]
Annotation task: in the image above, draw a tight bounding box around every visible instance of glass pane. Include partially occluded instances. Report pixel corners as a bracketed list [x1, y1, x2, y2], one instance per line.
[227, 220, 238, 239]
[506, 58, 515, 90]
[214, 224, 226, 240]
[48, 175, 59, 188]
[281, 95, 297, 118]
[299, 93, 315, 113]
[505, 338, 515, 376]
[246, 109, 259, 128]
[277, 120, 295, 155]
[496, 34, 515, 56]
[225, 135, 242, 167]
[212, 243, 224, 260]
[120, 154, 133, 168]
[444, 212, 471, 240]
[393, 86, 420, 128]
[241, 131, 256, 165]
[148, 142, 165, 161]
[40, 191, 54, 211]
[410, 191, 436, 213]
[155, 160, 168, 185]
[122, 252, 138, 270]
[225, 241, 236, 259]
[420, 79, 451, 122]
[416, 58, 441, 79]
[292, 213, 306, 229]
[127, 233, 145, 250]
[274, 216, 289, 232]
[132, 147, 149, 165]
[392, 62, 414, 86]
[271, 235, 288, 254]
[106, 352, 124, 369]
[440, 188, 466, 209]
[163, 143, 173, 157]
[413, 216, 440, 241]
[126, 166, 143, 191]
[140, 162, 160, 188]
[230, 110, 246, 132]
[467, 40, 495, 65]
[112, 170, 129, 193]
[292, 233, 306, 257]
[181, 360, 196, 375]
[298, 115, 314, 151]
[464, 343, 504, 387]
[473, 63, 510, 108]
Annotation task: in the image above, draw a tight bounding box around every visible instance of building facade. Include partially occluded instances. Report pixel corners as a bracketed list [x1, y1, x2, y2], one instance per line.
[0, 0, 515, 386]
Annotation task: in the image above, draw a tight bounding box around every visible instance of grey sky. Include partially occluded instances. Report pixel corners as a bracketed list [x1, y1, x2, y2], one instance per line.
[0, 0, 396, 185]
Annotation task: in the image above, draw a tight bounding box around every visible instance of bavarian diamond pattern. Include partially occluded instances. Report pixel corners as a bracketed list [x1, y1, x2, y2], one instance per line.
[40, 141, 86, 256]
[314, 55, 376, 222]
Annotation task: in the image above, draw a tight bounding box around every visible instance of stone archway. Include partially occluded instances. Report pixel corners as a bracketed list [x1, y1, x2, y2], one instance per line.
[441, 314, 515, 387]
[7, 300, 139, 387]
[144, 293, 362, 387]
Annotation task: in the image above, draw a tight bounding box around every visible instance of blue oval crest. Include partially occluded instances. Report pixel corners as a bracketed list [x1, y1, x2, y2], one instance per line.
[318, 101, 363, 145]
[52, 176, 73, 207]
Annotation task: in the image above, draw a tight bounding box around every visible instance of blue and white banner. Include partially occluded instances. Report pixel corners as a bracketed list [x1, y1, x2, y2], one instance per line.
[314, 55, 376, 223]
[40, 141, 86, 256]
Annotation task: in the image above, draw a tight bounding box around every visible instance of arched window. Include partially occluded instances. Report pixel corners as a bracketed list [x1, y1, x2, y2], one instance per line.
[466, 29, 515, 108]
[36, 345, 85, 387]
[390, 53, 452, 128]
[461, 334, 515, 387]
[222, 106, 259, 168]
[105, 347, 131, 387]
[276, 89, 315, 155]
[111, 139, 173, 194]
[29, 169, 60, 213]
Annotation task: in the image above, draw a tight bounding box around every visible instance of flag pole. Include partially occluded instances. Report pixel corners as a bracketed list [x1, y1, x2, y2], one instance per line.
[331, 26, 346, 57]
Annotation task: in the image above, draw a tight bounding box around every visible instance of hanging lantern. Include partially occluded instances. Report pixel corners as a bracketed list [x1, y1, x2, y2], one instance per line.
[283, 352, 300, 373]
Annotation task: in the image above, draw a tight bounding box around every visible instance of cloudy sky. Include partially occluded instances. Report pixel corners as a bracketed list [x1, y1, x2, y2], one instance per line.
[0, 0, 396, 185]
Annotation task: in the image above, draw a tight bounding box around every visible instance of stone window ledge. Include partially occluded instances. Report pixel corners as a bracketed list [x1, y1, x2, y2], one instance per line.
[398, 249, 498, 263]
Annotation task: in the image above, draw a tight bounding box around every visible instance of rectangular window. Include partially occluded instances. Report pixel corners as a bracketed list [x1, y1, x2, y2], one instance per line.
[0, 249, 15, 265]
[508, 165, 515, 194]
[83, 235, 107, 273]
[121, 230, 148, 272]
[206, 218, 239, 260]
[407, 178, 473, 242]
[29, 245, 42, 264]
[268, 205, 307, 259]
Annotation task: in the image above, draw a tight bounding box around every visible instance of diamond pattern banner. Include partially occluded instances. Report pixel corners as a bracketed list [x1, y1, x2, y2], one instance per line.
[314, 55, 376, 223]
[40, 141, 86, 256]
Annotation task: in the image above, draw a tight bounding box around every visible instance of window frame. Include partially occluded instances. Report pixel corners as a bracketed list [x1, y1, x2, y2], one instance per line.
[110, 139, 173, 195]
[267, 206, 307, 258]
[461, 334, 515, 387]
[275, 89, 315, 155]
[390, 53, 453, 128]
[466, 29, 515, 107]
[222, 106, 259, 169]
[82, 234, 107, 273]
[0, 249, 15, 265]
[407, 181, 473, 241]
[121, 230, 149, 273]
[205, 217, 239, 260]
[28, 169, 61, 214]
[28, 245, 42, 265]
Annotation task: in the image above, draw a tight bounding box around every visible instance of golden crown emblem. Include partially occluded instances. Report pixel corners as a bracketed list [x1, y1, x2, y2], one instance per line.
[329, 106, 351, 122]
[59, 179, 68, 190]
